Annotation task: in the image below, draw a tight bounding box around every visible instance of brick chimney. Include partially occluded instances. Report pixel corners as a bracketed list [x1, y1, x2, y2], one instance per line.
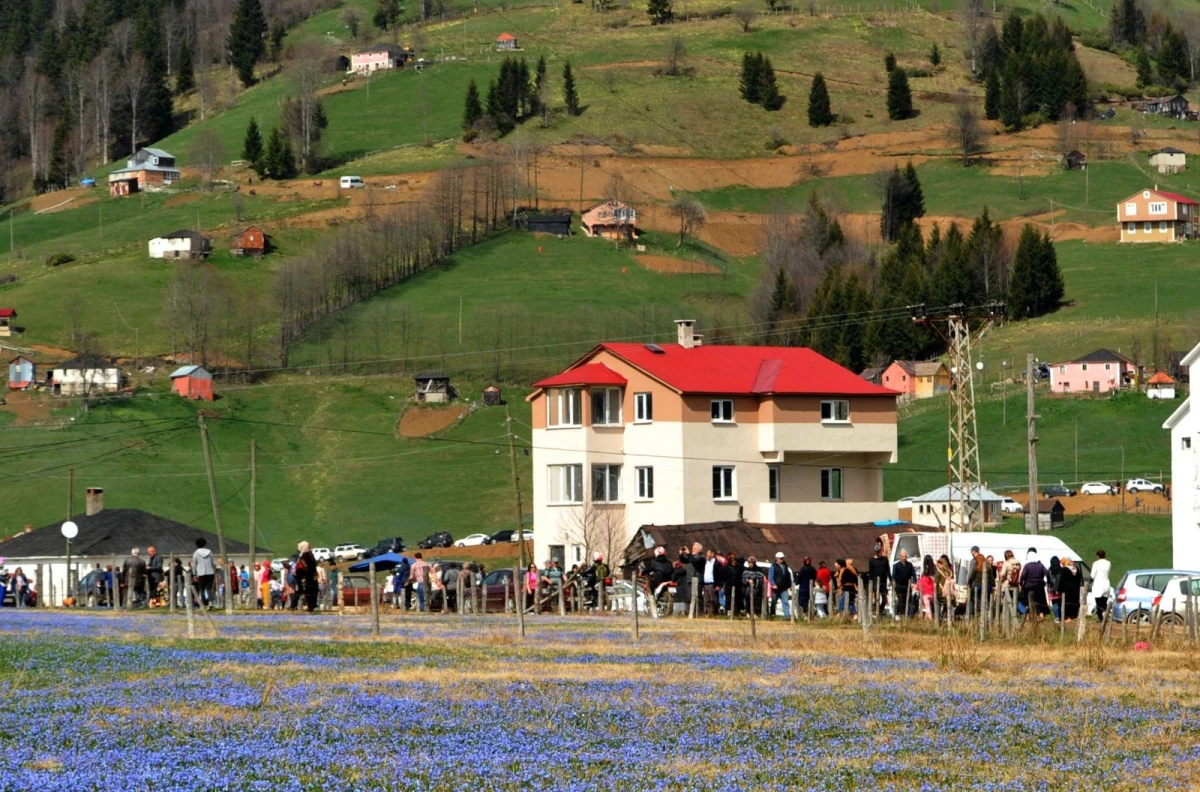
[86, 487, 105, 516]
[675, 319, 702, 349]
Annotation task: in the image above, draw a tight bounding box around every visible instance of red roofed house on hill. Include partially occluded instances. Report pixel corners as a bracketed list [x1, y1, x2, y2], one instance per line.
[1146, 371, 1176, 400]
[0, 308, 15, 337]
[1117, 187, 1198, 243]
[495, 32, 518, 50]
[527, 320, 900, 565]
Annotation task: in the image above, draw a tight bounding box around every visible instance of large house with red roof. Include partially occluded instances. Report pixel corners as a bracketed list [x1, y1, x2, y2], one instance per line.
[1117, 187, 1198, 243]
[527, 320, 899, 566]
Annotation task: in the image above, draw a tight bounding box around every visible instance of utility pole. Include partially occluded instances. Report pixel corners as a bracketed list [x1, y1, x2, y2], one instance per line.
[505, 404, 526, 638]
[248, 439, 257, 578]
[1026, 354, 1040, 536]
[198, 415, 231, 614]
[66, 469, 74, 595]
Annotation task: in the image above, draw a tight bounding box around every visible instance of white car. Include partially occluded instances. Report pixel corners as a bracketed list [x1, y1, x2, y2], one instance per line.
[454, 533, 492, 547]
[270, 558, 289, 572]
[1080, 482, 1115, 495]
[1000, 497, 1023, 514]
[312, 547, 333, 562]
[1152, 575, 1200, 624]
[510, 530, 533, 543]
[333, 544, 366, 561]
[1126, 478, 1162, 494]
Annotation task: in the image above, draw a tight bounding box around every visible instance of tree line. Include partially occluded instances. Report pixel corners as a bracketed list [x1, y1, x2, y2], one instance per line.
[1110, 0, 1196, 92]
[462, 56, 579, 140]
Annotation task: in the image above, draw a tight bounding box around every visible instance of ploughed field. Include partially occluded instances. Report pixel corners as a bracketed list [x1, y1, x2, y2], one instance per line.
[2, 611, 1198, 790]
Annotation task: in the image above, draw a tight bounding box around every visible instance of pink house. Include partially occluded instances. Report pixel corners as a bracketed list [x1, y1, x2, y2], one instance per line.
[1049, 349, 1136, 395]
[350, 43, 413, 74]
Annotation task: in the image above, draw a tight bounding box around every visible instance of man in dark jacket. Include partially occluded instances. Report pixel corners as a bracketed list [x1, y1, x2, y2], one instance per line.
[892, 549, 916, 618]
[796, 557, 817, 616]
[146, 546, 163, 603]
[768, 552, 793, 618]
[1019, 549, 1049, 620]
[645, 547, 674, 594]
[392, 557, 411, 610]
[867, 543, 891, 617]
[122, 548, 147, 607]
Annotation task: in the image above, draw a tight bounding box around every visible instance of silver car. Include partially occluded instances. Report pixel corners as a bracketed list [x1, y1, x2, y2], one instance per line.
[1114, 568, 1200, 622]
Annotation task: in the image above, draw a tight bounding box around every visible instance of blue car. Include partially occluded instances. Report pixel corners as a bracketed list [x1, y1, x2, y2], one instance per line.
[80, 177, 96, 187]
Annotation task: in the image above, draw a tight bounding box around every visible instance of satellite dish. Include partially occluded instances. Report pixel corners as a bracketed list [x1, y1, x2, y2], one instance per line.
[61, 521, 79, 540]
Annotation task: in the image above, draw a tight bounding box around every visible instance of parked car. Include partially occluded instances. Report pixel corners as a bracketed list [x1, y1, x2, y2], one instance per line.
[455, 533, 492, 547]
[312, 547, 333, 563]
[1042, 484, 1076, 498]
[270, 557, 291, 572]
[339, 175, 365, 189]
[334, 544, 366, 561]
[1151, 575, 1200, 624]
[1125, 478, 1162, 494]
[365, 537, 405, 558]
[1113, 568, 1200, 622]
[76, 569, 112, 607]
[486, 529, 532, 543]
[1000, 497, 1023, 514]
[339, 575, 374, 606]
[417, 532, 454, 550]
[1080, 482, 1115, 496]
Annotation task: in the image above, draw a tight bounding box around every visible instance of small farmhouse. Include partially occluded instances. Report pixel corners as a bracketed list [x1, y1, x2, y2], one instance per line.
[910, 484, 1004, 530]
[495, 32, 518, 50]
[414, 371, 454, 403]
[350, 43, 413, 74]
[1116, 188, 1198, 243]
[0, 307, 16, 337]
[1147, 371, 1176, 400]
[1138, 94, 1190, 118]
[581, 199, 638, 240]
[1168, 350, 1192, 384]
[8, 356, 35, 390]
[524, 212, 572, 236]
[1060, 149, 1087, 170]
[1049, 348, 1135, 395]
[107, 148, 181, 197]
[170, 365, 214, 401]
[1149, 147, 1187, 174]
[51, 355, 123, 397]
[880, 360, 951, 399]
[148, 230, 211, 260]
[230, 225, 270, 257]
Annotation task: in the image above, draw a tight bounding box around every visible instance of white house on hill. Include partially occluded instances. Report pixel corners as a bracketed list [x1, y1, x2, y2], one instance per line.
[1165, 341, 1200, 569]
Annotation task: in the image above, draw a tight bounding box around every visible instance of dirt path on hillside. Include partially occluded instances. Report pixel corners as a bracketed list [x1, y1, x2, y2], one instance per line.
[31, 191, 99, 214]
[839, 212, 1119, 246]
[398, 405, 468, 437]
[634, 254, 719, 274]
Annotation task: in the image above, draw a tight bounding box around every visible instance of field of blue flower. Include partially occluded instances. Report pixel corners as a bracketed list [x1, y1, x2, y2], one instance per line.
[1, 611, 1198, 791]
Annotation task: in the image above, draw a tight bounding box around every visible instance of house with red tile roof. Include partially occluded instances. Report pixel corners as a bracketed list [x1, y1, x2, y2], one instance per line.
[1147, 371, 1176, 400]
[495, 32, 518, 50]
[526, 320, 900, 565]
[1117, 187, 1198, 243]
[0, 308, 16, 337]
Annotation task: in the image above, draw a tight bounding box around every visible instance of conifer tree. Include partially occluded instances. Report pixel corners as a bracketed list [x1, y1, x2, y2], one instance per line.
[884, 51, 896, 72]
[562, 61, 580, 116]
[647, 0, 673, 24]
[243, 118, 265, 176]
[807, 71, 832, 126]
[758, 55, 783, 110]
[176, 41, 195, 94]
[929, 43, 941, 67]
[228, 0, 267, 87]
[886, 67, 912, 120]
[903, 161, 924, 219]
[984, 69, 1000, 120]
[1135, 47, 1152, 89]
[462, 79, 483, 135]
[739, 52, 762, 104]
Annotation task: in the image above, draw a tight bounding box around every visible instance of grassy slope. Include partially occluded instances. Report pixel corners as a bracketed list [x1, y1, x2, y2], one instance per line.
[0, 378, 534, 555]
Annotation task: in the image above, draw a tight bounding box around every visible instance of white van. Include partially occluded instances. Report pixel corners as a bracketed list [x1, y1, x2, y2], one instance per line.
[339, 175, 365, 189]
[884, 530, 1082, 572]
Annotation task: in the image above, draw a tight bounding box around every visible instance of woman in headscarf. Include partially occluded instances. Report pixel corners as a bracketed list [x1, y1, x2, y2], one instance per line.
[935, 555, 954, 622]
[1059, 557, 1080, 622]
[1047, 556, 1064, 622]
[1091, 549, 1113, 623]
[1019, 548, 1048, 621]
[918, 555, 937, 620]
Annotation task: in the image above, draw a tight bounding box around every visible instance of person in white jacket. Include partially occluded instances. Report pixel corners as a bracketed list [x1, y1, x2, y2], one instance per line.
[1091, 549, 1113, 623]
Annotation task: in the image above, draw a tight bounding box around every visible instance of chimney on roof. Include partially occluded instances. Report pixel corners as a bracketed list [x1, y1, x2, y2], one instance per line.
[86, 487, 104, 516]
[675, 319, 702, 349]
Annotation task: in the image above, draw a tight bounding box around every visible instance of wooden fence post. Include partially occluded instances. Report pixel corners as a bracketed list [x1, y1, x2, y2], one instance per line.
[184, 575, 195, 638]
[747, 578, 757, 641]
[1076, 582, 1089, 643]
[168, 555, 176, 613]
[557, 576, 566, 616]
[369, 561, 380, 637]
[790, 582, 797, 625]
[597, 576, 605, 614]
[629, 570, 640, 641]
[457, 572, 466, 620]
[689, 575, 698, 620]
[514, 564, 526, 639]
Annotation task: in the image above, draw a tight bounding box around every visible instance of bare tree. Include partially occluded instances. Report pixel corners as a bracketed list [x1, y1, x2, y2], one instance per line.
[960, 0, 986, 79]
[557, 500, 627, 570]
[289, 55, 323, 169]
[90, 50, 114, 164]
[189, 127, 226, 187]
[340, 7, 362, 38]
[663, 35, 688, 76]
[195, 40, 215, 122]
[122, 54, 150, 154]
[949, 93, 984, 166]
[671, 193, 707, 247]
[1056, 102, 1078, 162]
[110, 19, 135, 62]
[734, 3, 757, 31]
[66, 64, 91, 176]
[20, 64, 49, 181]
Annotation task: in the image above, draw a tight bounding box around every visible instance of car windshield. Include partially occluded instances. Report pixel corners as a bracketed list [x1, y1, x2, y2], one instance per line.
[343, 576, 368, 588]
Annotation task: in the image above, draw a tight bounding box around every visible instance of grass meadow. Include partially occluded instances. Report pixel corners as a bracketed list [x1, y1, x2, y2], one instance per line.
[1, 610, 1198, 790]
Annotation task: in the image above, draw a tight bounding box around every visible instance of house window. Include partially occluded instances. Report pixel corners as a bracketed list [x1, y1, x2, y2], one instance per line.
[768, 465, 781, 502]
[548, 464, 583, 504]
[634, 392, 653, 423]
[1104, 363, 1111, 371]
[635, 466, 654, 500]
[1063, 382, 1070, 392]
[821, 400, 850, 423]
[1081, 364, 1088, 371]
[548, 388, 582, 427]
[820, 468, 843, 500]
[711, 399, 734, 423]
[1058, 365, 1065, 374]
[712, 466, 736, 500]
[1128, 223, 1136, 234]
[1150, 202, 1167, 215]
[591, 464, 621, 502]
[1125, 202, 1137, 216]
[591, 388, 622, 426]
[1160, 221, 1169, 232]
[1144, 221, 1152, 232]
[1183, 437, 1192, 450]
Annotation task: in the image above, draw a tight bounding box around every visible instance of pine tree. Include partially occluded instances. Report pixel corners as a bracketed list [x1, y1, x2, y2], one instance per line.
[563, 61, 580, 116]
[263, 125, 284, 179]
[884, 51, 896, 72]
[243, 118, 264, 176]
[228, 0, 267, 87]
[929, 43, 941, 67]
[1135, 47, 1152, 88]
[176, 41, 195, 94]
[1001, 9, 1022, 54]
[462, 78, 483, 134]
[903, 161, 925, 220]
[1157, 27, 1190, 88]
[886, 67, 912, 120]
[532, 55, 547, 115]
[807, 71, 832, 127]
[279, 134, 297, 179]
[767, 266, 794, 336]
[1008, 224, 1064, 319]
[135, 6, 175, 144]
[373, 0, 401, 30]
[999, 67, 1022, 130]
[739, 52, 762, 104]
[880, 167, 909, 242]
[758, 56, 783, 110]
[486, 79, 512, 133]
[647, 0, 673, 25]
[45, 116, 70, 189]
[269, 21, 287, 61]
[984, 69, 1000, 120]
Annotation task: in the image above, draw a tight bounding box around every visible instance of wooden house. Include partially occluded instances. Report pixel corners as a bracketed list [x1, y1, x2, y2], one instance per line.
[230, 225, 270, 257]
[1061, 149, 1087, 170]
[524, 213, 572, 236]
[415, 371, 454, 403]
[7, 356, 35, 390]
[107, 148, 181, 196]
[170, 365, 214, 401]
[1035, 499, 1066, 531]
[0, 308, 15, 337]
[1139, 94, 1190, 118]
[1117, 188, 1198, 243]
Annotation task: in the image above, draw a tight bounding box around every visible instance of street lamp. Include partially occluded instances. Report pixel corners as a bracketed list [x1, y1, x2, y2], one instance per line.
[62, 520, 78, 606]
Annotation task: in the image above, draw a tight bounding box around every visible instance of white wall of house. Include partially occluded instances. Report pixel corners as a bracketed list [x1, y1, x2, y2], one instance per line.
[53, 368, 122, 396]
[1166, 345, 1200, 569]
[148, 237, 196, 258]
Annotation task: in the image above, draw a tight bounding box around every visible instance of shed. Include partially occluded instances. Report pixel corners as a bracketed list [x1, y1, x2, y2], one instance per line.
[230, 225, 270, 257]
[415, 371, 454, 403]
[1147, 371, 1176, 400]
[524, 213, 572, 236]
[483, 385, 502, 406]
[0, 307, 16, 337]
[622, 521, 890, 570]
[8, 356, 35, 390]
[1035, 499, 1066, 531]
[496, 32, 519, 50]
[1168, 350, 1191, 384]
[1149, 147, 1187, 174]
[1061, 149, 1087, 170]
[170, 365, 214, 401]
[149, 229, 211, 260]
[910, 484, 1004, 529]
[859, 366, 884, 385]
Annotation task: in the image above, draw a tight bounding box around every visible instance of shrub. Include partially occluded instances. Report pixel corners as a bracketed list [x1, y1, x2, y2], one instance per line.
[44, 253, 75, 268]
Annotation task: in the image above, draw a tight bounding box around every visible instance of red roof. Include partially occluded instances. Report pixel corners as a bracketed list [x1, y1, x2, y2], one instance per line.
[1147, 371, 1176, 385]
[7, 381, 30, 390]
[1155, 190, 1198, 205]
[0, 309, 15, 318]
[496, 32, 516, 40]
[533, 362, 627, 389]
[585, 343, 898, 396]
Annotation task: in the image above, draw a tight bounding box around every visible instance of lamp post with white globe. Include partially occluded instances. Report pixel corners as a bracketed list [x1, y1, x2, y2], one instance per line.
[62, 520, 78, 604]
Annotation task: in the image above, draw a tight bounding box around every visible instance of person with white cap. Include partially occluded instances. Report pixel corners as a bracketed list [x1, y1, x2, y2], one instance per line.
[768, 551, 792, 618]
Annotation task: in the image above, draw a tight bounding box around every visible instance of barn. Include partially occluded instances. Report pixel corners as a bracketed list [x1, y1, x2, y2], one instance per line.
[230, 225, 270, 257]
[170, 365, 214, 401]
